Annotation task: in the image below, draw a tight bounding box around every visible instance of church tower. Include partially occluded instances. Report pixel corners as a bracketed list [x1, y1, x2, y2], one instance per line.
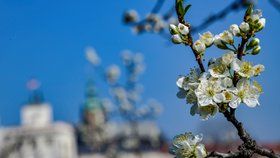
[21, 79, 53, 128]
[82, 80, 107, 127]
[77, 79, 108, 153]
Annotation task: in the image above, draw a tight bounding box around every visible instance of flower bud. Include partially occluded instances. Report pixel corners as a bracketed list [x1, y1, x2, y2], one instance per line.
[219, 30, 234, 45]
[171, 34, 183, 44]
[247, 38, 260, 50]
[239, 22, 250, 32]
[256, 18, 266, 31]
[193, 40, 206, 54]
[123, 10, 139, 23]
[214, 35, 228, 49]
[178, 23, 189, 35]
[250, 9, 262, 22]
[251, 46, 261, 55]
[169, 24, 178, 35]
[229, 24, 240, 36]
[199, 31, 214, 47]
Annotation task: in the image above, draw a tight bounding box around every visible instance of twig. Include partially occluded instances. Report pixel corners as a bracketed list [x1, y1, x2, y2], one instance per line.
[207, 151, 241, 158]
[192, 0, 251, 33]
[173, 0, 280, 157]
[223, 110, 280, 158]
[175, 0, 206, 72]
[268, 0, 280, 12]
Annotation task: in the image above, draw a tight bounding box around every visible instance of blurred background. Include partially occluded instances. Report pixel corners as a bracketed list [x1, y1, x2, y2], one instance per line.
[0, 0, 279, 157]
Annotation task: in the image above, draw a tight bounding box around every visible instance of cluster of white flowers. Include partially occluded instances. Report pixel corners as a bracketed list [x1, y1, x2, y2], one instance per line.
[169, 23, 190, 44]
[123, 10, 139, 23]
[106, 64, 121, 84]
[85, 47, 101, 66]
[169, 23, 214, 55]
[121, 50, 145, 82]
[177, 51, 264, 120]
[214, 9, 265, 54]
[104, 51, 162, 119]
[169, 8, 265, 56]
[170, 132, 207, 158]
[172, 7, 266, 120]
[124, 9, 178, 34]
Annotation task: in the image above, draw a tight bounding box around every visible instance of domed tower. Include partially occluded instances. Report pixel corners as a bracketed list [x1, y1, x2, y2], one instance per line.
[21, 79, 53, 128]
[82, 80, 107, 127]
[77, 80, 108, 153]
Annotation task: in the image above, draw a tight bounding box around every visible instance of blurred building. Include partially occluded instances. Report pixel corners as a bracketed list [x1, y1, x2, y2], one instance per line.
[0, 83, 78, 158]
[0, 80, 170, 158]
[76, 81, 170, 157]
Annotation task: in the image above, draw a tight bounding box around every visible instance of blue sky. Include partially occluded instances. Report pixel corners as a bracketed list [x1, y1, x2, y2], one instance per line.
[0, 0, 279, 141]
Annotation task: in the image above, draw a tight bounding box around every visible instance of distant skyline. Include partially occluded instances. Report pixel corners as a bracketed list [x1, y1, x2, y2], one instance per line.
[0, 0, 280, 141]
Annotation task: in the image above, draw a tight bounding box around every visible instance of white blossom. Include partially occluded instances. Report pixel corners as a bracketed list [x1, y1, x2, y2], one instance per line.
[177, 68, 201, 91]
[106, 65, 121, 83]
[172, 34, 183, 44]
[239, 22, 250, 32]
[208, 61, 230, 78]
[221, 51, 235, 66]
[213, 35, 227, 49]
[85, 47, 101, 66]
[170, 132, 207, 158]
[229, 24, 240, 36]
[195, 77, 224, 106]
[250, 9, 262, 22]
[232, 59, 255, 78]
[228, 79, 261, 108]
[219, 30, 234, 45]
[169, 24, 178, 35]
[257, 18, 266, 30]
[199, 31, 214, 47]
[193, 40, 206, 53]
[177, 76, 187, 90]
[253, 64, 265, 76]
[192, 104, 219, 120]
[178, 23, 189, 35]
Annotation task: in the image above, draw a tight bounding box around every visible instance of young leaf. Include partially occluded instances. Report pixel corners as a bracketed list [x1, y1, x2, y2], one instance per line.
[177, 0, 184, 17]
[184, 4, 192, 16]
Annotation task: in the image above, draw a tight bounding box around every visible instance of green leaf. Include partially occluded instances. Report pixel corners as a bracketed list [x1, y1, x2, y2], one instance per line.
[177, 0, 184, 17]
[184, 4, 191, 16]
[245, 4, 253, 16]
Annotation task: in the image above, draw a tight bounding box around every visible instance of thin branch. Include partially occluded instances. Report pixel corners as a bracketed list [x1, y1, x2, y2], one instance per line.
[173, 0, 280, 157]
[207, 151, 242, 158]
[192, 0, 251, 33]
[151, 0, 165, 14]
[223, 110, 280, 158]
[269, 0, 280, 12]
[175, 0, 206, 72]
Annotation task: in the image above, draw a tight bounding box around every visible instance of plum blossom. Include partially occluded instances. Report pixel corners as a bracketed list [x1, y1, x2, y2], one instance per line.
[232, 59, 264, 78]
[239, 22, 250, 33]
[228, 79, 262, 108]
[199, 31, 214, 47]
[195, 77, 224, 106]
[170, 132, 207, 158]
[172, 34, 183, 44]
[229, 24, 240, 36]
[253, 64, 265, 76]
[208, 59, 230, 78]
[178, 23, 189, 35]
[217, 30, 234, 45]
[106, 65, 121, 83]
[85, 47, 101, 66]
[193, 40, 206, 54]
[169, 23, 190, 44]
